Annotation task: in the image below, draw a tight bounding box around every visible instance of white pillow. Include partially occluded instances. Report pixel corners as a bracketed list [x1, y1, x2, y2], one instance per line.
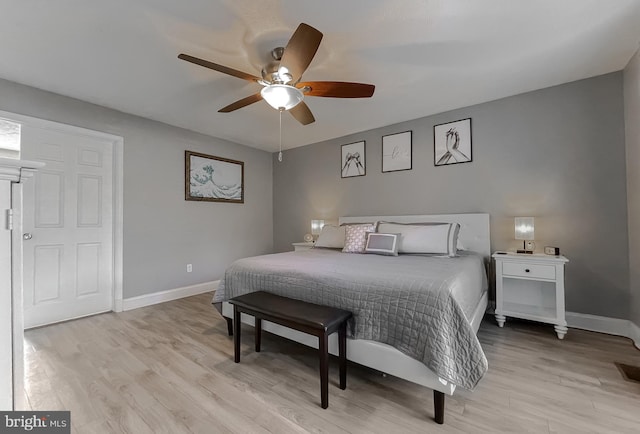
[314, 225, 346, 249]
[377, 222, 460, 256]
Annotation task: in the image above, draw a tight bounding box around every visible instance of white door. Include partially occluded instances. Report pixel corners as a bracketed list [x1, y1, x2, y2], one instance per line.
[21, 125, 114, 329]
[0, 179, 13, 409]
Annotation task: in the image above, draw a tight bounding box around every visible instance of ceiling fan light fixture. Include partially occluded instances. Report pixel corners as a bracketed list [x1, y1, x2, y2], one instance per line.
[261, 84, 304, 111]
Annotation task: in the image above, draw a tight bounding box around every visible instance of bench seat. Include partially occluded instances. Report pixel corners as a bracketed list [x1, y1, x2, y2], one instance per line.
[229, 291, 352, 409]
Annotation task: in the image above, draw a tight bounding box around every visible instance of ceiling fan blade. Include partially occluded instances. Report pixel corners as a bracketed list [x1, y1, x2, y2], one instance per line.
[178, 53, 260, 82]
[289, 102, 315, 125]
[218, 93, 263, 113]
[297, 81, 375, 98]
[279, 23, 323, 83]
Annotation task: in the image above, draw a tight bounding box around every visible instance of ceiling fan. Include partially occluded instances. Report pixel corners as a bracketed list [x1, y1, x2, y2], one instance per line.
[178, 23, 375, 125]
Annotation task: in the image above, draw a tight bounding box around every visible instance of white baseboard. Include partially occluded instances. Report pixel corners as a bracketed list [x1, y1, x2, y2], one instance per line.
[566, 311, 630, 337]
[629, 321, 640, 350]
[122, 280, 219, 311]
[566, 311, 640, 349]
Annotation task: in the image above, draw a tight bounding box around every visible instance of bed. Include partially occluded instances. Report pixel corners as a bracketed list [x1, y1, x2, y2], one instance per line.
[213, 213, 490, 421]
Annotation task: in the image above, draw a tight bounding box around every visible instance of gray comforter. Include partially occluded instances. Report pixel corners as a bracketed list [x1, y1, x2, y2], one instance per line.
[213, 248, 488, 390]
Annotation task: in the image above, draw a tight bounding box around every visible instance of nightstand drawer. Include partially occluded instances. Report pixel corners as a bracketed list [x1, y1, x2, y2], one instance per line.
[502, 262, 556, 280]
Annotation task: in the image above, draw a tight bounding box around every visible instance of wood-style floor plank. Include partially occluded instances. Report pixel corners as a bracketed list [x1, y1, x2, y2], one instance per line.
[24, 293, 640, 433]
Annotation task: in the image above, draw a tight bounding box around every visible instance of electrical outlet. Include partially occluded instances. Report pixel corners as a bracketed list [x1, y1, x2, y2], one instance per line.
[186, 264, 192, 273]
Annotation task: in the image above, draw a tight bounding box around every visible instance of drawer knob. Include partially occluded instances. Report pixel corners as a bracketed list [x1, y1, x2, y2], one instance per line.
[525, 268, 530, 273]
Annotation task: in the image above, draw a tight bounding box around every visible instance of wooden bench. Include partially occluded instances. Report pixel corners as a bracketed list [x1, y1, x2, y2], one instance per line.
[229, 291, 352, 409]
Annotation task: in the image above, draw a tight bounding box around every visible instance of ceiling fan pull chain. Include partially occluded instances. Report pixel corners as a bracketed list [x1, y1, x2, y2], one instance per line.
[278, 108, 283, 162]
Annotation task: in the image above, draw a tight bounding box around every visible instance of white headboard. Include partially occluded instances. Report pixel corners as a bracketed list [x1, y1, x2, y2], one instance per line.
[339, 213, 491, 258]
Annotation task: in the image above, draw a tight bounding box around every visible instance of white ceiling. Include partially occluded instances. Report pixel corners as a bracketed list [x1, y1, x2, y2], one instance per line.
[1, 0, 639, 152]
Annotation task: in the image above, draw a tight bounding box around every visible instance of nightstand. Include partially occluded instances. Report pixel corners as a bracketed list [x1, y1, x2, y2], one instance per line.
[493, 252, 569, 339]
[292, 242, 315, 251]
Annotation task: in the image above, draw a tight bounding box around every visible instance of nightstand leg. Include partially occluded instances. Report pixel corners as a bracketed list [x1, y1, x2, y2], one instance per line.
[495, 314, 506, 327]
[554, 325, 568, 340]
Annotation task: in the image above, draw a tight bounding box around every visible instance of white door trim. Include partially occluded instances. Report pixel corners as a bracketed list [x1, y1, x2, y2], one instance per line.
[0, 110, 124, 313]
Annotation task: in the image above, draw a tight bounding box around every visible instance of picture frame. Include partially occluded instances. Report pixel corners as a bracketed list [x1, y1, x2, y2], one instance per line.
[382, 131, 412, 173]
[185, 150, 244, 203]
[341, 141, 366, 178]
[434, 118, 472, 166]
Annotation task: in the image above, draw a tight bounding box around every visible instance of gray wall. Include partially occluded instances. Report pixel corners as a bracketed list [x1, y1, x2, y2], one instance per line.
[0, 78, 273, 298]
[274, 72, 629, 319]
[624, 48, 640, 327]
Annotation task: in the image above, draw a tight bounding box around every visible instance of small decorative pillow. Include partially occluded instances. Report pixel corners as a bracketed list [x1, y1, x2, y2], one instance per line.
[315, 225, 346, 249]
[342, 223, 376, 253]
[364, 233, 399, 256]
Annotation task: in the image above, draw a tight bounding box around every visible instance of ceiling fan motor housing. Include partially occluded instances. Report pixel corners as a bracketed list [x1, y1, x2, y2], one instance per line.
[261, 47, 292, 84]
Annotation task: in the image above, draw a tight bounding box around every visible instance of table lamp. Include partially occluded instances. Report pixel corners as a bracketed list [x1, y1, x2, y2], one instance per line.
[311, 219, 325, 241]
[515, 217, 535, 254]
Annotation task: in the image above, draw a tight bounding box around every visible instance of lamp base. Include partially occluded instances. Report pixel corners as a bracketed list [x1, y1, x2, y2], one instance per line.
[516, 240, 534, 254]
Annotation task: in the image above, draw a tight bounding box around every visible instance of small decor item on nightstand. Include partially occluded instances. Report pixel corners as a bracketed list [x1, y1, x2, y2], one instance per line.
[515, 217, 535, 254]
[544, 246, 560, 255]
[304, 233, 314, 243]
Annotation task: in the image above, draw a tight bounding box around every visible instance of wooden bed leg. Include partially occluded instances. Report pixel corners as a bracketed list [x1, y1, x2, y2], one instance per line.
[433, 390, 445, 424]
[226, 317, 233, 336]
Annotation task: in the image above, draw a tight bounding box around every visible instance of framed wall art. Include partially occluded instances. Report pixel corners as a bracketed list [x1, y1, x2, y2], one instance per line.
[341, 141, 366, 178]
[382, 130, 412, 173]
[185, 150, 244, 203]
[434, 118, 472, 166]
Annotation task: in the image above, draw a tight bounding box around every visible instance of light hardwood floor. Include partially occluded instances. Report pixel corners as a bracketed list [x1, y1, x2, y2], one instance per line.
[24, 293, 640, 433]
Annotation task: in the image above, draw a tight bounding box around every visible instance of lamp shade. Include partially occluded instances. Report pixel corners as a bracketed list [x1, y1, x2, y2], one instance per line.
[260, 84, 304, 110]
[311, 219, 325, 236]
[514, 217, 534, 240]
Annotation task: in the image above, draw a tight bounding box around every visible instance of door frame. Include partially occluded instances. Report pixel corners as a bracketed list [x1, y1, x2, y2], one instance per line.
[0, 110, 125, 313]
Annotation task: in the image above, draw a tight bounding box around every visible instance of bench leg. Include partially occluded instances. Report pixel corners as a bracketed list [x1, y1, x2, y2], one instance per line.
[255, 317, 262, 352]
[233, 307, 241, 363]
[434, 390, 445, 424]
[225, 317, 233, 336]
[319, 333, 329, 409]
[339, 323, 347, 390]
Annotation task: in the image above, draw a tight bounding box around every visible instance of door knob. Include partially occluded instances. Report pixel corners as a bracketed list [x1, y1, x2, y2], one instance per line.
[23, 233, 33, 240]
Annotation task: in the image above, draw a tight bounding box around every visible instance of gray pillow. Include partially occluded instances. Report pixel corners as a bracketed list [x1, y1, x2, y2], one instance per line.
[364, 233, 400, 256]
[315, 225, 345, 249]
